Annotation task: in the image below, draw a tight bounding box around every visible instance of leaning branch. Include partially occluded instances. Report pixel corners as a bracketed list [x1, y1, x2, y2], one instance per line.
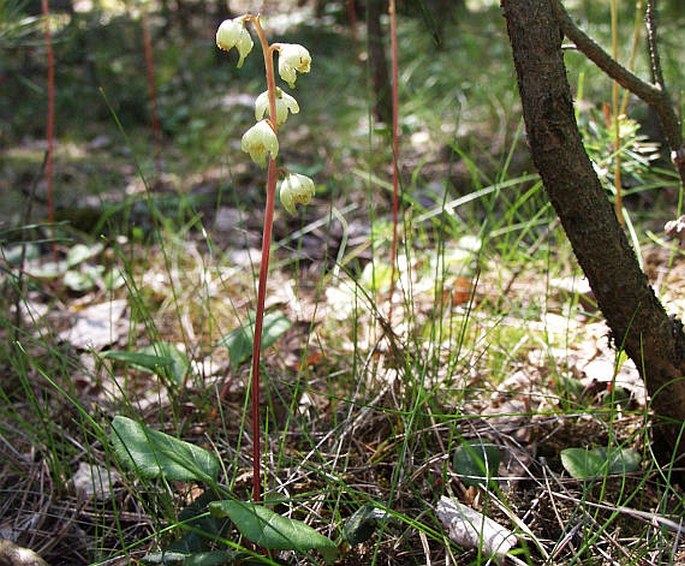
[551, 0, 685, 185]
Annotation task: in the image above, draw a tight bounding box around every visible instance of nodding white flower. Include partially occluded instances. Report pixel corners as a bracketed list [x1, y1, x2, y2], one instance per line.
[216, 18, 253, 68]
[255, 87, 300, 126]
[280, 172, 315, 215]
[277, 43, 311, 88]
[241, 120, 279, 167]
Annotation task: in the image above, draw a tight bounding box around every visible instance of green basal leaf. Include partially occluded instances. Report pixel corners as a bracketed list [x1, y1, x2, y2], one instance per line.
[139, 342, 189, 384]
[104, 342, 188, 384]
[111, 416, 219, 482]
[561, 446, 641, 480]
[218, 311, 292, 370]
[103, 350, 173, 370]
[453, 441, 502, 487]
[209, 500, 338, 564]
[343, 504, 389, 544]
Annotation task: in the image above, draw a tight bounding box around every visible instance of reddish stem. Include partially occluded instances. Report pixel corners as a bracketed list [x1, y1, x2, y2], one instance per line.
[42, 0, 55, 257]
[248, 158, 277, 503]
[141, 13, 163, 185]
[388, 0, 400, 318]
[218, 14, 279, 504]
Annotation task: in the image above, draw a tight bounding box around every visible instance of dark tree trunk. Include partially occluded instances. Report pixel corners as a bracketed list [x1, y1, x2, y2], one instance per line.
[501, 0, 685, 468]
[367, 0, 392, 124]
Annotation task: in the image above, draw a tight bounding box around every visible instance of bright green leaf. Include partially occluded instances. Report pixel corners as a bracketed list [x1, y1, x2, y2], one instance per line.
[360, 261, 394, 294]
[561, 447, 641, 480]
[139, 342, 189, 384]
[103, 268, 126, 291]
[453, 441, 502, 487]
[209, 500, 338, 563]
[218, 311, 292, 370]
[103, 350, 172, 370]
[111, 416, 219, 482]
[104, 342, 188, 384]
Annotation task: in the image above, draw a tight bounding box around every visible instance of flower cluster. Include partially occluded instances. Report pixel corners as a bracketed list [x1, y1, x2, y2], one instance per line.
[216, 15, 315, 215]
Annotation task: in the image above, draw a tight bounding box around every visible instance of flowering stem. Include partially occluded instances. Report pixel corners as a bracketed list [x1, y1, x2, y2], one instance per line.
[246, 14, 278, 504]
[216, 11, 310, 504]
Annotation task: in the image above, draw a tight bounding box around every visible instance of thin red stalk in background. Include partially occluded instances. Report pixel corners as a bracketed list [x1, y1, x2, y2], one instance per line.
[141, 13, 163, 185]
[347, 0, 358, 42]
[219, 15, 279, 503]
[42, 0, 55, 256]
[388, 0, 400, 319]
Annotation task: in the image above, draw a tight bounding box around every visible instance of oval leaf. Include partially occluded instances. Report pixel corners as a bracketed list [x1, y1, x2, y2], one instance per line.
[561, 447, 641, 479]
[209, 500, 337, 564]
[104, 342, 189, 384]
[111, 416, 219, 482]
[218, 311, 292, 370]
[103, 350, 173, 370]
[453, 441, 502, 487]
[343, 505, 389, 544]
[139, 342, 189, 384]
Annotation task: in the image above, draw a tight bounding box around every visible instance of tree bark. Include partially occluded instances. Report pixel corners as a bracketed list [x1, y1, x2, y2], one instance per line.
[501, 0, 685, 468]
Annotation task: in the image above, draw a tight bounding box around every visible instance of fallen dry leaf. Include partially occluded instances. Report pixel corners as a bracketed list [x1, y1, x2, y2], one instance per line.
[437, 495, 517, 557]
[58, 299, 128, 350]
[70, 462, 121, 500]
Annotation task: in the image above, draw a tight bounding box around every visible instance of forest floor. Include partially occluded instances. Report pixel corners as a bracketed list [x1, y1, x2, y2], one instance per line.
[2, 2, 685, 565]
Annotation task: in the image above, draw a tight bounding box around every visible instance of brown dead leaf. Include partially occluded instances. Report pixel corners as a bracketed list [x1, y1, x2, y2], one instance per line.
[446, 275, 473, 306]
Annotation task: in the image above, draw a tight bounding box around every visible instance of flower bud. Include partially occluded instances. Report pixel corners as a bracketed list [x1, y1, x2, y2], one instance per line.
[280, 172, 315, 215]
[277, 43, 311, 88]
[241, 120, 279, 167]
[255, 87, 300, 126]
[216, 18, 253, 68]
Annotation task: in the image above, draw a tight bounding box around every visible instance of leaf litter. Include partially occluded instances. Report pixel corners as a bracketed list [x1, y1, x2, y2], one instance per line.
[4, 172, 684, 566]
